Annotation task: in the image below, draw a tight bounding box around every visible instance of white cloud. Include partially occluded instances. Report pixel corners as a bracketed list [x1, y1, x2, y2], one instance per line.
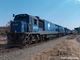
[75, 0, 80, 2]
[68, 0, 80, 4]
[74, 0, 80, 4]
[77, 0, 80, 2]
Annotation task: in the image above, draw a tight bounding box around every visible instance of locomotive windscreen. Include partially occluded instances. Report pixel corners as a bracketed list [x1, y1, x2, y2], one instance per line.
[14, 14, 29, 23]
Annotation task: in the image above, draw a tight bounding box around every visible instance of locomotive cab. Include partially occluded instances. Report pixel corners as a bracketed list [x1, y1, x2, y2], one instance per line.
[11, 14, 40, 32]
[13, 14, 30, 32]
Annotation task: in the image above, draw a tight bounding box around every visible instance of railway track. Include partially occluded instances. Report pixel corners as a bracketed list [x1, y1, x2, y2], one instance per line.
[0, 38, 55, 54]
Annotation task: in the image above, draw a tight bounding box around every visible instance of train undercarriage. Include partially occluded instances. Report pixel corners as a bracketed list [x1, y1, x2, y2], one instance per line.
[7, 32, 66, 47]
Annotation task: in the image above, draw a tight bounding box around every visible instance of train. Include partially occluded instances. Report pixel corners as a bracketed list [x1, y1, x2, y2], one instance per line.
[7, 14, 72, 46]
[74, 27, 80, 34]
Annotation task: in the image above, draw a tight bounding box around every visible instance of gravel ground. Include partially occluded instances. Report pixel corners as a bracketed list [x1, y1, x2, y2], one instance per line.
[31, 35, 80, 60]
[0, 35, 77, 60]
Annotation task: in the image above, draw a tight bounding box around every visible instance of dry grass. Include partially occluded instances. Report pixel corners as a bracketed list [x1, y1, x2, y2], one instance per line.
[30, 39, 80, 60]
[0, 35, 7, 44]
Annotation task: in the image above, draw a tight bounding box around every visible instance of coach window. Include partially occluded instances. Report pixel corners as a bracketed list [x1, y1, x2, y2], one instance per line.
[34, 19, 37, 25]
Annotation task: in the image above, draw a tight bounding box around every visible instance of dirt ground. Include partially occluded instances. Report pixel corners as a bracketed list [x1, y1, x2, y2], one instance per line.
[0, 35, 7, 44]
[30, 35, 80, 60]
[0, 35, 80, 60]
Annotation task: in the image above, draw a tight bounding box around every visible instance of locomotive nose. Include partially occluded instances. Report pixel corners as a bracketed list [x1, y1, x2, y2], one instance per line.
[10, 21, 27, 32]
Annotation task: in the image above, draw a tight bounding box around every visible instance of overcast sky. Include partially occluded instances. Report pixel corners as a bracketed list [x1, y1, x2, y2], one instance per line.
[0, 0, 80, 29]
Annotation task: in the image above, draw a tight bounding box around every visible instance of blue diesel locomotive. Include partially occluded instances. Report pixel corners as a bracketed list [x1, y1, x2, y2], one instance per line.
[7, 14, 72, 46]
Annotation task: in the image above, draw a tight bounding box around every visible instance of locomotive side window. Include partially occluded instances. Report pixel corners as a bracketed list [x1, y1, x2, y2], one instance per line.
[34, 19, 37, 25]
